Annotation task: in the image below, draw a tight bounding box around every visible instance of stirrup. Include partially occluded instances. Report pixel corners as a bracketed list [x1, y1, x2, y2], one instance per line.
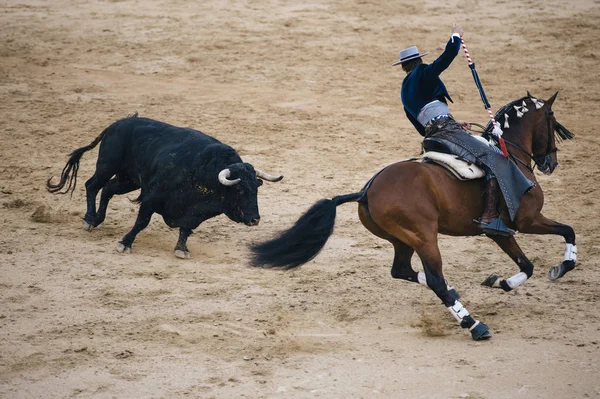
[476, 217, 515, 237]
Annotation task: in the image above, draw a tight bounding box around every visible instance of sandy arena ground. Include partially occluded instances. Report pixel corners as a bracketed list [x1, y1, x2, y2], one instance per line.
[1, 0, 600, 398]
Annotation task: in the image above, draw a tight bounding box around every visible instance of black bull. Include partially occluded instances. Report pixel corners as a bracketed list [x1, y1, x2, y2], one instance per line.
[47, 115, 283, 258]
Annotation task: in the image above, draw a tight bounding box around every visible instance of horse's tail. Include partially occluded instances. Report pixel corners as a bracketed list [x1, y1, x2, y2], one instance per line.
[46, 127, 109, 195]
[250, 192, 363, 269]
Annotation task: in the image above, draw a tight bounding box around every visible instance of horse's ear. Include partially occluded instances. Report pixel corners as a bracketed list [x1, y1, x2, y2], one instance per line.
[527, 90, 533, 98]
[546, 91, 559, 108]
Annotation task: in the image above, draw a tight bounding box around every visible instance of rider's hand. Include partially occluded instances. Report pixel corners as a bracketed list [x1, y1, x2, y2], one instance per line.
[452, 23, 464, 37]
[456, 120, 471, 130]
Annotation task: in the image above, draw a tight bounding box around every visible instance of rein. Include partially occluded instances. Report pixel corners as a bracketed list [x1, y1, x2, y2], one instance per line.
[467, 105, 557, 173]
[503, 140, 535, 172]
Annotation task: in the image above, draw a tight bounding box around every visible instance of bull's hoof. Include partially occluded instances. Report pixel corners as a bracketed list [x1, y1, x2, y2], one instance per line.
[116, 242, 132, 254]
[481, 274, 499, 288]
[174, 249, 191, 259]
[470, 321, 492, 341]
[83, 221, 95, 232]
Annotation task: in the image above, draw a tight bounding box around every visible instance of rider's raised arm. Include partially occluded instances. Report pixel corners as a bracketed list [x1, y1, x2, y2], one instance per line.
[422, 24, 463, 78]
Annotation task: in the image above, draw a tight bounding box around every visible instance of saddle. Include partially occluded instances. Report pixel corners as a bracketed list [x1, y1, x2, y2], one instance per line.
[422, 129, 535, 221]
[422, 151, 485, 181]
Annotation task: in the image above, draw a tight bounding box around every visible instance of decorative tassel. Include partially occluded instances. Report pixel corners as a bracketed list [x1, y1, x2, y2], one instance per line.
[490, 123, 508, 157]
[492, 123, 503, 137]
[504, 113, 510, 129]
[514, 105, 523, 118]
[532, 98, 543, 109]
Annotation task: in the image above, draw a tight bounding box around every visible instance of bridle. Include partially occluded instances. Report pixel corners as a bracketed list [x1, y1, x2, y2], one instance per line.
[502, 107, 557, 173]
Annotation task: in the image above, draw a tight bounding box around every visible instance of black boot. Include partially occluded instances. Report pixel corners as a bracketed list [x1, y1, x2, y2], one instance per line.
[477, 178, 514, 236]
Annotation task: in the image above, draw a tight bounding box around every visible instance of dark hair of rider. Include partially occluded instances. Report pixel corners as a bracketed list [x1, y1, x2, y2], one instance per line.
[402, 58, 423, 73]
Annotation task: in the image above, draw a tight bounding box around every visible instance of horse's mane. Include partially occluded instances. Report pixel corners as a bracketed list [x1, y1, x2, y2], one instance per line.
[484, 94, 574, 142]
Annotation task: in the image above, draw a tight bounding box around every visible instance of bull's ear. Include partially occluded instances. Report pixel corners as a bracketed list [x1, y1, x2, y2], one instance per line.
[256, 179, 264, 187]
[546, 91, 559, 108]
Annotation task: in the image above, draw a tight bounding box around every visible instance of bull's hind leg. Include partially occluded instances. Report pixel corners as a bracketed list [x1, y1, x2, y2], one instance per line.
[482, 235, 534, 291]
[95, 176, 139, 227]
[117, 201, 154, 254]
[414, 241, 491, 341]
[83, 167, 117, 230]
[83, 136, 127, 231]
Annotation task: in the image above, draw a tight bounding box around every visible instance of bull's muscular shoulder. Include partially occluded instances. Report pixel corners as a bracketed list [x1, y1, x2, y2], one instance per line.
[114, 116, 244, 184]
[192, 143, 243, 181]
[198, 143, 242, 163]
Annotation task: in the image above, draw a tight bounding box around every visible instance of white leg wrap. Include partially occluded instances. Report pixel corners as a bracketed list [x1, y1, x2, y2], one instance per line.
[564, 244, 577, 262]
[417, 272, 427, 286]
[447, 300, 470, 323]
[505, 271, 528, 289]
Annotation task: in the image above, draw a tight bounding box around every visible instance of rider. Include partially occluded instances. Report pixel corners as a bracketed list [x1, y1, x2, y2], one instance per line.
[394, 23, 511, 236]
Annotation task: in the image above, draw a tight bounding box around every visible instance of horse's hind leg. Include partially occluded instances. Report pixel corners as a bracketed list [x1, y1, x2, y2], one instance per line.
[390, 240, 419, 283]
[414, 241, 491, 341]
[358, 204, 419, 283]
[482, 235, 534, 291]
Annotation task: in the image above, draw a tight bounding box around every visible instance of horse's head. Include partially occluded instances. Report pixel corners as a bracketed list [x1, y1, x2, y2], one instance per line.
[493, 92, 574, 175]
[530, 92, 560, 175]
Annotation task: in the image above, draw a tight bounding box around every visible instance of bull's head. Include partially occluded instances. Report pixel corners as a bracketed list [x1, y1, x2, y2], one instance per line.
[218, 163, 283, 226]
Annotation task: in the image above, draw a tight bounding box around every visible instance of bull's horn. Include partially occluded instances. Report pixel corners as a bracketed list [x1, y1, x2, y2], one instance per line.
[255, 168, 283, 182]
[218, 169, 241, 186]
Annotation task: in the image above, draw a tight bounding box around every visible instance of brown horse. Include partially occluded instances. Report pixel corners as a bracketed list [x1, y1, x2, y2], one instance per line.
[250, 92, 575, 340]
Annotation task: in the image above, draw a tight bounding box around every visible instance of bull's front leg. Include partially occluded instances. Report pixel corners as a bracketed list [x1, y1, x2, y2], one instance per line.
[168, 211, 217, 259]
[174, 228, 192, 259]
[517, 213, 577, 280]
[117, 201, 154, 254]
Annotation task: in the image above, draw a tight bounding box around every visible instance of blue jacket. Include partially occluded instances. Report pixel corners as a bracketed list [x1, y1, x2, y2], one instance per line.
[401, 34, 462, 136]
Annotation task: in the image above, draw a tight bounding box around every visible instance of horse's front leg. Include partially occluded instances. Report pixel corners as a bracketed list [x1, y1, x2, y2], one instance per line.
[517, 214, 577, 280]
[482, 235, 534, 291]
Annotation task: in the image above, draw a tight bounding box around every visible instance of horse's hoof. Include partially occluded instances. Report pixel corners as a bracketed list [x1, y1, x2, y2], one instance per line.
[174, 250, 190, 259]
[481, 274, 499, 288]
[470, 322, 492, 341]
[83, 221, 94, 232]
[548, 263, 566, 281]
[116, 242, 132, 254]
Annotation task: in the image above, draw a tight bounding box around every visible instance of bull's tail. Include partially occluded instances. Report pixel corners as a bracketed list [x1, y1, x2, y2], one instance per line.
[249, 192, 362, 269]
[46, 127, 109, 195]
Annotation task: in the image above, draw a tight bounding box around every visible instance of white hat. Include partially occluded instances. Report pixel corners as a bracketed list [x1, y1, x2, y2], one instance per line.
[392, 46, 429, 66]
